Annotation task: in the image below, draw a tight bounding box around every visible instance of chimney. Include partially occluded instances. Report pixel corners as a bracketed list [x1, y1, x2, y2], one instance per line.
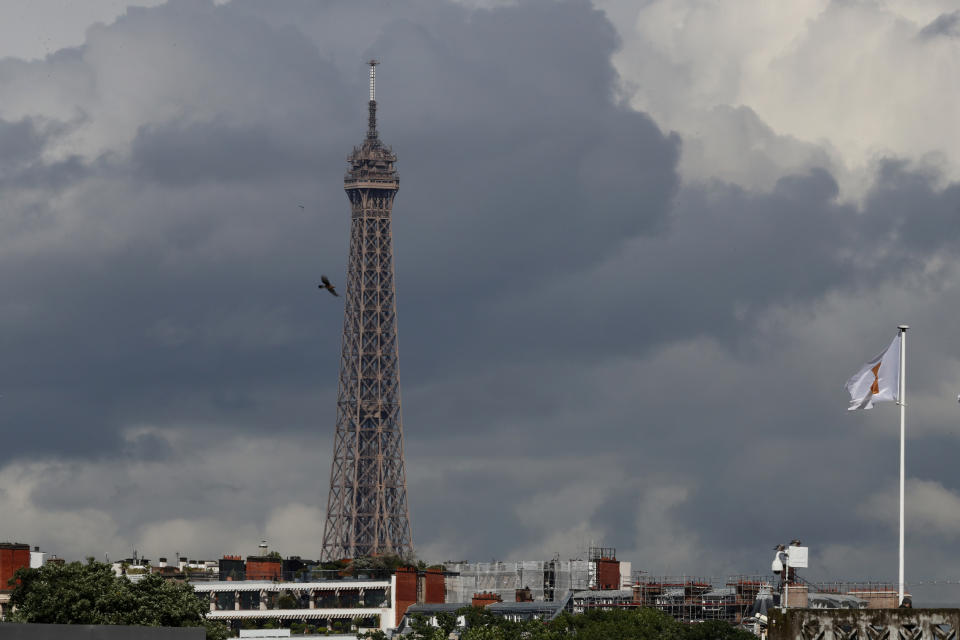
[472, 592, 502, 608]
[423, 568, 445, 604]
[29, 547, 47, 569]
[596, 558, 621, 590]
[515, 587, 533, 602]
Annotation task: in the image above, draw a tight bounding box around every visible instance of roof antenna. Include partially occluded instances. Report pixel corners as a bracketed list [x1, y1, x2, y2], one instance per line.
[367, 59, 379, 140]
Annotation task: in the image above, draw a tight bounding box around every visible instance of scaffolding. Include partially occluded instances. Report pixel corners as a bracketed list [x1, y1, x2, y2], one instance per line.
[443, 564, 895, 623]
[631, 575, 770, 624]
[630, 576, 898, 623]
[444, 560, 591, 603]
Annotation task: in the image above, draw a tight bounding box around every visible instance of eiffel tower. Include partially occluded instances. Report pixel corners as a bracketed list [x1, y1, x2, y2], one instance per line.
[321, 61, 413, 561]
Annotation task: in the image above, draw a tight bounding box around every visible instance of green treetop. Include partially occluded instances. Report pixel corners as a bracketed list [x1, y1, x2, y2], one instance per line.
[7, 560, 228, 640]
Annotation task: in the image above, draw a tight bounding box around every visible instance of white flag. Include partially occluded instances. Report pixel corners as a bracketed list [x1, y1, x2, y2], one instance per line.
[845, 334, 901, 410]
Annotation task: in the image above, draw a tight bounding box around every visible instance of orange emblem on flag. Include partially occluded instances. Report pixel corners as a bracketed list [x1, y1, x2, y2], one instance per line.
[870, 362, 881, 395]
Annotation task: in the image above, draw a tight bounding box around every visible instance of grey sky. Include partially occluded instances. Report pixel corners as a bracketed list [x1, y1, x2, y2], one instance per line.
[1, 0, 960, 596]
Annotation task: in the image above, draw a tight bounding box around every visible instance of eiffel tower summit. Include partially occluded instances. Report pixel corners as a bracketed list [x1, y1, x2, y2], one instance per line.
[321, 61, 414, 561]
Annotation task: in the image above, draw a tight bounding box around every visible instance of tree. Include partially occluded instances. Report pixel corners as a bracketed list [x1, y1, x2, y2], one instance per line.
[407, 613, 447, 640]
[457, 607, 756, 640]
[557, 608, 685, 640]
[7, 560, 125, 626]
[681, 620, 756, 640]
[547, 609, 756, 640]
[345, 554, 415, 576]
[278, 592, 299, 609]
[8, 560, 228, 640]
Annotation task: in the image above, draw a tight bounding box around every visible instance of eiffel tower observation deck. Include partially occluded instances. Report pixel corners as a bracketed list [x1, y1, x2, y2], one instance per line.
[321, 61, 413, 561]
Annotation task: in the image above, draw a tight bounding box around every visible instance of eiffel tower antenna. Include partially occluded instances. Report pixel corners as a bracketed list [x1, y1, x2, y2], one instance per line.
[321, 60, 413, 561]
[367, 59, 379, 139]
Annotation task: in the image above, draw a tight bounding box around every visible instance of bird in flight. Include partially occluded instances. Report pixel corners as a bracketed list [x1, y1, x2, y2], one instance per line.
[319, 275, 339, 297]
[298, 204, 305, 210]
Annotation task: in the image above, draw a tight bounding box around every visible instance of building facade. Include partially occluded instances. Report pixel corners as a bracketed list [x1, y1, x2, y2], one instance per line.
[194, 578, 395, 634]
[443, 558, 632, 604]
[0, 542, 31, 620]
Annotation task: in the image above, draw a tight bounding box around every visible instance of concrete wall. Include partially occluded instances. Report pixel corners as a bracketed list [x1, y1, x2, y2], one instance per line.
[0, 624, 204, 640]
[769, 608, 960, 640]
[848, 590, 898, 609]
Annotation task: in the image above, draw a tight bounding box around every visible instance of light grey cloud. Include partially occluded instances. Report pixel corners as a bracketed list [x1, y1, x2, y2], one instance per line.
[0, 0, 165, 61]
[676, 105, 843, 193]
[859, 479, 960, 541]
[602, 0, 960, 194]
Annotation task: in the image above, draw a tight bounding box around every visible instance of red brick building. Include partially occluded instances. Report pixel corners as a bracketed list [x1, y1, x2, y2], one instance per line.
[245, 556, 282, 581]
[0, 543, 31, 592]
[0, 542, 31, 620]
[424, 568, 445, 603]
[394, 567, 418, 626]
[596, 558, 621, 590]
[472, 591, 503, 608]
[392, 566, 447, 626]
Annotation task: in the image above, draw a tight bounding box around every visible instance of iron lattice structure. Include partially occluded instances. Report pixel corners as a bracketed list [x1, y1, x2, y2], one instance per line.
[321, 61, 413, 561]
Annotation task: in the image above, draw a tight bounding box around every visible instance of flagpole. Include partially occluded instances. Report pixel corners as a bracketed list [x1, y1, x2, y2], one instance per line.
[898, 324, 908, 605]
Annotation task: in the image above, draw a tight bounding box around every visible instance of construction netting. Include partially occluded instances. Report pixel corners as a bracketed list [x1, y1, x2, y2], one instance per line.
[444, 560, 591, 603]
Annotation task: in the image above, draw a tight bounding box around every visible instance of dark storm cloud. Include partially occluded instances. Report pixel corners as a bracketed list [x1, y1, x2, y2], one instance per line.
[131, 120, 317, 185]
[0, 116, 89, 190]
[379, 4, 681, 289]
[865, 160, 960, 258]
[236, 0, 680, 284]
[0, 118, 45, 169]
[919, 11, 960, 39]
[407, 463, 529, 559]
[398, 158, 960, 567]
[2, 0, 960, 577]
[1, 0, 679, 462]
[409, 163, 960, 381]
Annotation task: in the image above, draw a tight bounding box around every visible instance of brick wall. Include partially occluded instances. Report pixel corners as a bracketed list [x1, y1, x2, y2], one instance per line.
[395, 567, 418, 627]
[472, 592, 502, 608]
[245, 557, 281, 581]
[0, 543, 31, 593]
[596, 558, 620, 590]
[424, 569, 445, 604]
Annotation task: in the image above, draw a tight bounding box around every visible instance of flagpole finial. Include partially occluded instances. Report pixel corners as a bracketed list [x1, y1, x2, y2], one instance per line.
[898, 324, 909, 331]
